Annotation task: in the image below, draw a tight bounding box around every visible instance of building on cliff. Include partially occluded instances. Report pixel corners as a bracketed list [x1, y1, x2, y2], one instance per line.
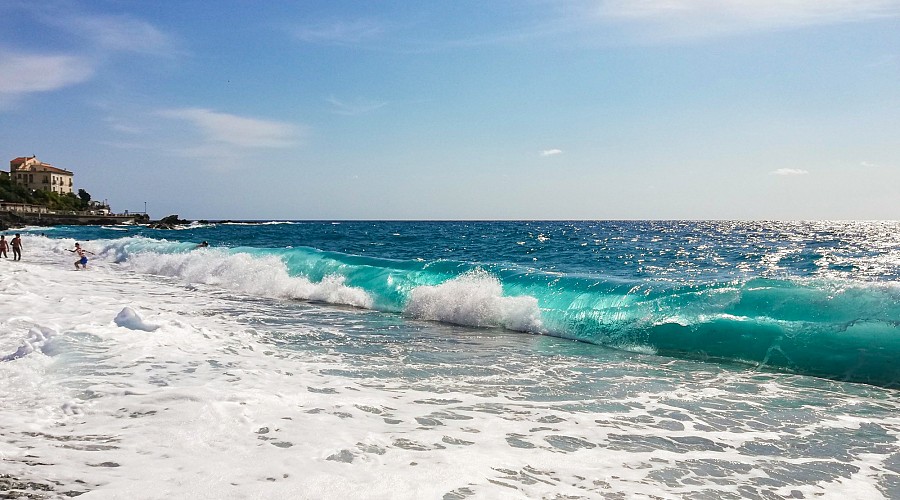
[9, 156, 74, 195]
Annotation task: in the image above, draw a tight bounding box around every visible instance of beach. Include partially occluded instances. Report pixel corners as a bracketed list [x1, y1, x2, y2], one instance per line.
[4, 1, 899, 496]
[1, 226, 899, 499]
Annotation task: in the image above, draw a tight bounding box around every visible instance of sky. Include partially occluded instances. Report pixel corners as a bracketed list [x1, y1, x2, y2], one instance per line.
[0, 0, 898, 220]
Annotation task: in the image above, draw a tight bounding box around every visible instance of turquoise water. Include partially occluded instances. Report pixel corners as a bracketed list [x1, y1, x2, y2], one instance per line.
[33, 220, 900, 387]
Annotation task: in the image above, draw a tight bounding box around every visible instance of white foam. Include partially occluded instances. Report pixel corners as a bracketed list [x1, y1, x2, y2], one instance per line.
[1, 326, 58, 361]
[219, 220, 298, 226]
[120, 243, 374, 309]
[114, 307, 160, 332]
[405, 268, 544, 332]
[615, 343, 658, 355]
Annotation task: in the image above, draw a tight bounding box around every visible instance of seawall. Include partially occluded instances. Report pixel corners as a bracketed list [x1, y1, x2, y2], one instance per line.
[0, 210, 138, 230]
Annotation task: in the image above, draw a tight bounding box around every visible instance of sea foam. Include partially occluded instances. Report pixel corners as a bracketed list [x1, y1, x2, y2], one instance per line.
[125, 247, 374, 309]
[405, 269, 544, 333]
[1, 326, 58, 361]
[114, 307, 160, 332]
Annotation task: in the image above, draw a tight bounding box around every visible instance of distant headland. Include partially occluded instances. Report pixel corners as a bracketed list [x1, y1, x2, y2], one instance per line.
[1, 155, 149, 230]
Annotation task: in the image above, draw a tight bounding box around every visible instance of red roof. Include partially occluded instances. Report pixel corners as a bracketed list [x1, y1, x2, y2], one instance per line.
[37, 164, 73, 175]
[9, 156, 72, 175]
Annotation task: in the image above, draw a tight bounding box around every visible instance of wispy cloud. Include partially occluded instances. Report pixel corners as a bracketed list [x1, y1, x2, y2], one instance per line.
[292, 19, 386, 45]
[589, 0, 900, 41]
[860, 160, 896, 169]
[0, 51, 94, 98]
[771, 168, 810, 176]
[0, 5, 178, 108]
[287, 9, 575, 53]
[327, 96, 388, 115]
[540, 149, 563, 157]
[6, 2, 178, 56]
[284, 1, 900, 53]
[158, 108, 305, 148]
[58, 13, 178, 56]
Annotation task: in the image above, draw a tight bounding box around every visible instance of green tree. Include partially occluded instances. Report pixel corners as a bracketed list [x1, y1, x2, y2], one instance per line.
[31, 188, 49, 204]
[77, 189, 91, 204]
[0, 177, 32, 203]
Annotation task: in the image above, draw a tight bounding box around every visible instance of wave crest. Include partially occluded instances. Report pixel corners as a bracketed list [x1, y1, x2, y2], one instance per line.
[405, 269, 543, 332]
[127, 249, 373, 309]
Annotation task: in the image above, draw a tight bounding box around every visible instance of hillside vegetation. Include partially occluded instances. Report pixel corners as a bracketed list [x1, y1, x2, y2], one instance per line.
[0, 176, 92, 211]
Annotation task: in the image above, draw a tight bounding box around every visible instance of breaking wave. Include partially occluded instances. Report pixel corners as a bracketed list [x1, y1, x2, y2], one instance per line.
[35, 235, 900, 387]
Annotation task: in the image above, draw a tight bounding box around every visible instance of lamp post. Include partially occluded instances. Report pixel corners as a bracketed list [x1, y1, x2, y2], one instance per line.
[144, 201, 147, 215]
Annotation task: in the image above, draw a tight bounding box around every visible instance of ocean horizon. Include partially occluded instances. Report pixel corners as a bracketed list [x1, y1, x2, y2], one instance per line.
[1, 220, 899, 498]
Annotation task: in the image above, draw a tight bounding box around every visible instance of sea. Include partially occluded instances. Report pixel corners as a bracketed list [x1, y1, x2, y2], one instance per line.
[1, 220, 899, 499]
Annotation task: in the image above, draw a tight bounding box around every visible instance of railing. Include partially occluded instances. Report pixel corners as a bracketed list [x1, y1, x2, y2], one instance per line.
[0, 204, 124, 217]
[0, 203, 49, 214]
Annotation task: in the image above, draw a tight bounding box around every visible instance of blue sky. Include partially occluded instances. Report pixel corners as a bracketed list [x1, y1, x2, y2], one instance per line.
[1, 0, 898, 220]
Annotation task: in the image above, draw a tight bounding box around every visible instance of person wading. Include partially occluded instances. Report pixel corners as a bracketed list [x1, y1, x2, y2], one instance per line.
[68, 243, 95, 270]
[11, 234, 22, 261]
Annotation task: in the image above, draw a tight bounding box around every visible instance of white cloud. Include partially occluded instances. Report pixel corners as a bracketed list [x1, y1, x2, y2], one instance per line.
[282, 1, 900, 52]
[591, 0, 900, 40]
[293, 19, 386, 45]
[5, 3, 177, 56]
[0, 52, 94, 96]
[8, 1, 179, 56]
[540, 149, 563, 156]
[0, 6, 178, 107]
[327, 96, 388, 115]
[61, 14, 177, 56]
[770, 168, 809, 176]
[158, 108, 305, 148]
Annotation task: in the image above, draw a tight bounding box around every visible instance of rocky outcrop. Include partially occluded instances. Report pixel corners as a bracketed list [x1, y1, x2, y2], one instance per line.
[0, 211, 27, 231]
[148, 214, 192, 229]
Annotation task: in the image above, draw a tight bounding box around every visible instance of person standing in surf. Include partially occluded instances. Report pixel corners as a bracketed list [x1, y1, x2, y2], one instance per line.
[0, 235, 8, 258]
[11, 234, 22, 261]
[68, 243, 94, 270]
